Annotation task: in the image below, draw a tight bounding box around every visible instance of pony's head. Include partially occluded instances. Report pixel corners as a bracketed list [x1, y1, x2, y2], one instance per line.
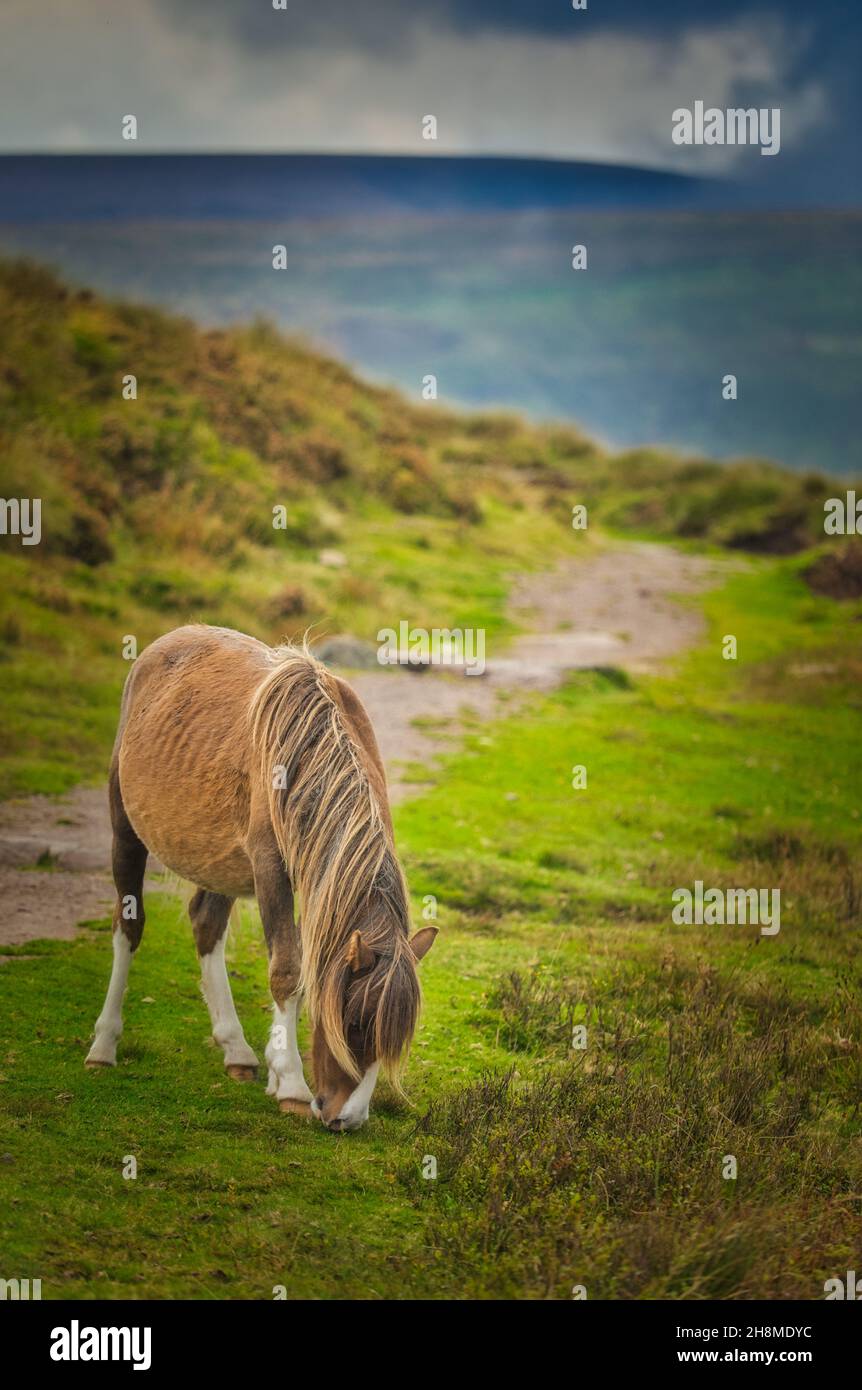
[310, 923, 437, 1131]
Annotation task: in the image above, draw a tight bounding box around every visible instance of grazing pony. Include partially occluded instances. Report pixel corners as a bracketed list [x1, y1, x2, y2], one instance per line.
[85, 625, 436, 1131]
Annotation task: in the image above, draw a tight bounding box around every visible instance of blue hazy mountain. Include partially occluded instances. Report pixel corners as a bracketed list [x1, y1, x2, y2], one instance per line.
[0, 153, 714, 221]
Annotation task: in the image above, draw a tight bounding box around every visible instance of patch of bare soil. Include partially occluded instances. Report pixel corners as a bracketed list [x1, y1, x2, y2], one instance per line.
[0, 542, 724, 944]
[501, 541, 717, 682]
[803, 538, 862, 600]
[0, 789, 167, 946]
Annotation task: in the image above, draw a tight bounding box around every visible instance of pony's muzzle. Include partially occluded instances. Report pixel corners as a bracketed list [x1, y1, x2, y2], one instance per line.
[312, 1064, 379, 1132]
[311, 1093, 337, 1127]
[311, 1092, 355, 1132]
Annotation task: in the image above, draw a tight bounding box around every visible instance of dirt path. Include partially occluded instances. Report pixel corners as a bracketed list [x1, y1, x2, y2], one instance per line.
[351, 541, 718, 794]
[0, 542, 722, 945]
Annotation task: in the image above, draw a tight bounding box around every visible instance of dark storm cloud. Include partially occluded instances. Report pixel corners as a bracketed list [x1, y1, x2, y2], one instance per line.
[0, 0, 858, 202]
[153, 0, 860, 54]
[151, 0, 432, 55]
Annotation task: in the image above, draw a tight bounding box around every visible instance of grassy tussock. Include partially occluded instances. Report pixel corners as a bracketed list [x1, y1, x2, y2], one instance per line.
[409, 959, 862, 1299]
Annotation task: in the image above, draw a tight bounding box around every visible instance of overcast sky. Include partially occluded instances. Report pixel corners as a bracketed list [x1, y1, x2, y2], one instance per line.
[0, 0, 858, 200]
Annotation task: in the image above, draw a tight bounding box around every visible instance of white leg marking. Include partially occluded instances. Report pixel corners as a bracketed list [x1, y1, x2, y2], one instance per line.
[86, 930, 133, 1066]
[200, 934, 259, 1070]
[335, 1063, 380, 1131]
[265, 996, 313, 1103]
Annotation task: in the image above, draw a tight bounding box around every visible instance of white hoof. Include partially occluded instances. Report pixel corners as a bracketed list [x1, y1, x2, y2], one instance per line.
[222, 1041, 260, 1070]
[275, 1074, 313, 1105]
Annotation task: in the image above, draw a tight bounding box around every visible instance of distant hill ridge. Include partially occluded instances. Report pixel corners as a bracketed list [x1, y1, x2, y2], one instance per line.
[0, 153, 711, 222]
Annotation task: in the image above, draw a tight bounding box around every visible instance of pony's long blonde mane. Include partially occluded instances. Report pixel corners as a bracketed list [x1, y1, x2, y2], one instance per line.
[249, 643, 418, 1080]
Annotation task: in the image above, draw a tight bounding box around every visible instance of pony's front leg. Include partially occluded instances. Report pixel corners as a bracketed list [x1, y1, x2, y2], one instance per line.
[191, 889, 260, 1080]
[253, 841, 313, 1115]
[265, 994, 313, 1115]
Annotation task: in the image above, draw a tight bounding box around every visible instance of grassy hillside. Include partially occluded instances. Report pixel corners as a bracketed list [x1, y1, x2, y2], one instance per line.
[0, 257, 856, 797]
[0, 261, 860, 1299]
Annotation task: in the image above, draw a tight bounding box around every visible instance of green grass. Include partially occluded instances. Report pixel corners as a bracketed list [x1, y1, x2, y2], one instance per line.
[1, 556, 860, 1299]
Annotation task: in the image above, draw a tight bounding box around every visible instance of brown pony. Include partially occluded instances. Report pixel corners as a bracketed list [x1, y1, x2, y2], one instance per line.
[85, 624, 436, 1131]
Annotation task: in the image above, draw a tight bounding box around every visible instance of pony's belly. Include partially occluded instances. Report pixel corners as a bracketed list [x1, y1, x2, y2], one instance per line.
[149, 839, 256, 898]
[121, 785, 256, 898]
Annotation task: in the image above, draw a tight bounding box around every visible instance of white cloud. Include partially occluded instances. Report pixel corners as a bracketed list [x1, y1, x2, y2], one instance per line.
[0, 1, 827, 170]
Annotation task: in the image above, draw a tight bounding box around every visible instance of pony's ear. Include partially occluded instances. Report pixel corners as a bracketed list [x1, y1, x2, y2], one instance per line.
[408, 926, 438, 962]
[347, 929, 376, 973]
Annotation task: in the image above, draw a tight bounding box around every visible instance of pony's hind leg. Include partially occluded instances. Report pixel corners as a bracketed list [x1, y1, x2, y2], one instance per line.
[191, 889, 260, 1080]
[86, 767, 147, 1068]
[253, 838, 313, 1115]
